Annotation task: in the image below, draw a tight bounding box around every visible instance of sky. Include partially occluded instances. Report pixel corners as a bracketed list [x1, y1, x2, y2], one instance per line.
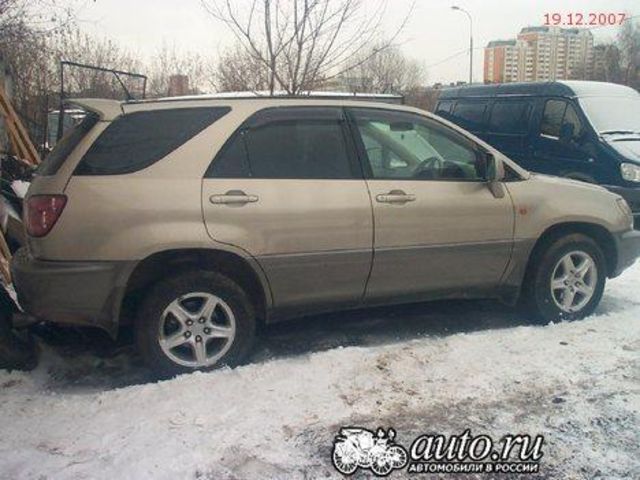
[76, 0, 639, 86]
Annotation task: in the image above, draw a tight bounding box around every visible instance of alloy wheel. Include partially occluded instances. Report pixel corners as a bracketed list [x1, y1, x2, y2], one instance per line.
[550, 251, 598, 314]
[158, 292, 236, 368]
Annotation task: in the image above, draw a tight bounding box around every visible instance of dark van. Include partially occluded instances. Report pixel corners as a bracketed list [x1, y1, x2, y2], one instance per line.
[435, 81, 640, 227]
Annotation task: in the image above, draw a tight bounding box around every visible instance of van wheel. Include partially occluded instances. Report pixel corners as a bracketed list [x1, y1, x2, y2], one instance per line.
[521, 234, 606, 324]
[135, 271, 256, 376]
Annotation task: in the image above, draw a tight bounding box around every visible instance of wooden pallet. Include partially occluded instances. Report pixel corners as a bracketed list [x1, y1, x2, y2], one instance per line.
[0, 82, 41, 284]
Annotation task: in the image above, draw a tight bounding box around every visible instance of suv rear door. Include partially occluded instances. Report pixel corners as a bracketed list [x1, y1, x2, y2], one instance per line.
[347, 107, 514, 302]
[202, 106, 373, 315]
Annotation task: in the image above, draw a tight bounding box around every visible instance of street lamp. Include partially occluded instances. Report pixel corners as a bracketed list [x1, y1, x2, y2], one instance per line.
[451, 5, 473, 84]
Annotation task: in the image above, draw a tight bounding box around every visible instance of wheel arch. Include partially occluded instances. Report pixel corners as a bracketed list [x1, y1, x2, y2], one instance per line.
[525, 222, 618, 282]
[119, 248, 272, 328]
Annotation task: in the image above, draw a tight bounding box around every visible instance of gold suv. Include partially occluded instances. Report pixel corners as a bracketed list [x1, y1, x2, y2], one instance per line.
[11, 97, 640, 375]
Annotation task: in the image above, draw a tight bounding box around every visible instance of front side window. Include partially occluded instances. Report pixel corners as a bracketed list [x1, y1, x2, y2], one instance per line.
[540, 100, 583, 140]
[350, 108, 484, 181]
[541, 99, 566, 137]
[208, 108, 356, 179]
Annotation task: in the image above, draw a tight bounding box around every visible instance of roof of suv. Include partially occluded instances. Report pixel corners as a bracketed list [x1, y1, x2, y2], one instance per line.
[68, 95, 416, 122]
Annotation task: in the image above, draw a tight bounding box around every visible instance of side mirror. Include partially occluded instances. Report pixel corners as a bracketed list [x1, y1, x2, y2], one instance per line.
[485, 153, 505, 198]
[485, 153, 504, 182]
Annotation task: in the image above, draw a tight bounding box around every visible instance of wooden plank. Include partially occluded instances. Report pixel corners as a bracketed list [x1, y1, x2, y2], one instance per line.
[0, 83, 40, 166]
[0, 230, 11, 284]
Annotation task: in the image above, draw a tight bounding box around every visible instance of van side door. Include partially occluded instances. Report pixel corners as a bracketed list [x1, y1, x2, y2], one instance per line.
[532, 98, 603, 182]
[484, 98, 535, 169]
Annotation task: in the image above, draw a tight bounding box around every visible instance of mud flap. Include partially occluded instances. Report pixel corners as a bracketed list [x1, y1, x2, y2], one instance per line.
[0, 286, 37, 371]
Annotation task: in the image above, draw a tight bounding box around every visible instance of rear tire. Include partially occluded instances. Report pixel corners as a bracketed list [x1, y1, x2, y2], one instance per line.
[521, 234, 606, 324]
[135, 271, 256, 377]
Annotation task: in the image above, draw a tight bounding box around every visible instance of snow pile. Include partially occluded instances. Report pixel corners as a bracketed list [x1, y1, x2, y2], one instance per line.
[1, 264, 639, 479]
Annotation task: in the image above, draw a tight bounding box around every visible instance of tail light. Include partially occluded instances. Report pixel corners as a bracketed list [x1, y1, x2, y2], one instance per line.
[25, 195, 67, 237]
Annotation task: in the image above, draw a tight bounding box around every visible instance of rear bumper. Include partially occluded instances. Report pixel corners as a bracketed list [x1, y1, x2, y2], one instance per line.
[612, 230, 640, 277]
[603, 185, 640, 229]
[11, 248, 134, 336]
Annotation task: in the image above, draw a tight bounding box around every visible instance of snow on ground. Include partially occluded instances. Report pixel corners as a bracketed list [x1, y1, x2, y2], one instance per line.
[1, 264, 639, 479]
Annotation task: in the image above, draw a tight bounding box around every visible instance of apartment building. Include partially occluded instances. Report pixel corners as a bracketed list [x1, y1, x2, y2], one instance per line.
[484, 26, 595, 83]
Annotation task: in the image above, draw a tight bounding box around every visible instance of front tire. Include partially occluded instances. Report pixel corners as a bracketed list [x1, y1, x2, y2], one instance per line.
[135, 271, 256, 376]
[521, 234, 606, 323]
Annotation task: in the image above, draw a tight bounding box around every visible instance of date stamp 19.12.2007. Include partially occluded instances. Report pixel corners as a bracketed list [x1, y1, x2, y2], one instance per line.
[543, 12, 628, 27]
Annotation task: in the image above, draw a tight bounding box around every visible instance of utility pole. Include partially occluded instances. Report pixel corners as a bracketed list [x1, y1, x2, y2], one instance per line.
[452, 6, 474, 84]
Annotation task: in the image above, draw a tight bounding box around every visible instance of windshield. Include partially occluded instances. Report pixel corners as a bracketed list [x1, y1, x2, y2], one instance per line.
[579, 96, 640, 134]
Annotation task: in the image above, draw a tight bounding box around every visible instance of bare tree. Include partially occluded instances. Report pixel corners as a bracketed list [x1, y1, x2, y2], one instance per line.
[201, 0, 413, 94]
[617, 20, 640, 90]
[591, 43, 623, 84]
[55, 29, 143, 99]
[148, 44, 211, 97]
[1, 0, 74, 43]
[213, 43, 270, 92]
[338, 44, 425, 93]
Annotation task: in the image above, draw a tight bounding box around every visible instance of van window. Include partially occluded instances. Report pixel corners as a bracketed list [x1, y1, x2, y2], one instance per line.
[488, 101, 532, 134]
[207, 108, 357, 179]
[435, 100, 453, 115]
[540, 100, 566, 137]
[452, 101, 486, 131]
[540, 100, 583, 140]
[562, 104, 583, 139]
[75, 107, 230, 175]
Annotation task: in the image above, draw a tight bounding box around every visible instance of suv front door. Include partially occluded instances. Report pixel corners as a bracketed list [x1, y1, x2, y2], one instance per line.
[347, 108, 515, 302]
[202, 107, 373, 315]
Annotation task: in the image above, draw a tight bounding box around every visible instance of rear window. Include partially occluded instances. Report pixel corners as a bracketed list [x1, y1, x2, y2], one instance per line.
[75, 107, 230, 175]
[452, 101, 487, 131]
[37, 112, 98, 176]
[488, 101, 532, 134]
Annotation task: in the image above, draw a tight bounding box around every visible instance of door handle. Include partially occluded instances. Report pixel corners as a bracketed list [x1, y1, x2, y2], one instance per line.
[209, 190, 259, 205]
[375, 190, 416, 204]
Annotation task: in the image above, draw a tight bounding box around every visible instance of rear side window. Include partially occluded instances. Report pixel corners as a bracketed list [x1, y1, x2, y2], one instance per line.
[488, 101, 532, 134]
[435, 100, 453, 116]
[208, 107, 357, 179]
[451, 101, 487, 131]
[37, 112, 98, 176]
[75, 107, 230, 175]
